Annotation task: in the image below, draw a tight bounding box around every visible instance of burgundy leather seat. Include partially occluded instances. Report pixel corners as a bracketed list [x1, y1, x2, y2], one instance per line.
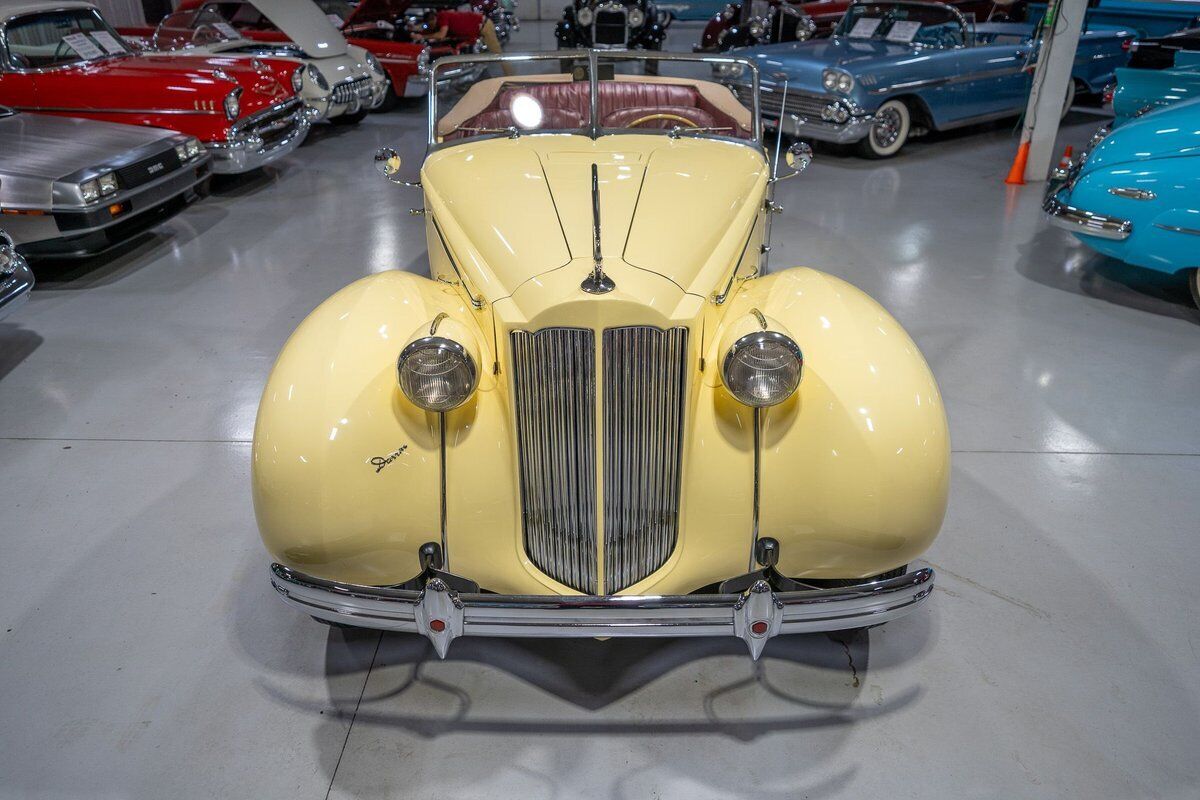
[452, 80, 747, 137]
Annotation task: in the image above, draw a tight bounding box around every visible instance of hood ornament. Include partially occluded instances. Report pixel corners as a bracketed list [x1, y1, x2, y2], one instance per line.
[580, 164, 615, 295]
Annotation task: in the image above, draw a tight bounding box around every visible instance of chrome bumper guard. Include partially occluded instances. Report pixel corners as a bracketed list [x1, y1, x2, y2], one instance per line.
[1044, 189, 1133, 241]
[270, 563, 935, 659]
[208, 100, 310, 174]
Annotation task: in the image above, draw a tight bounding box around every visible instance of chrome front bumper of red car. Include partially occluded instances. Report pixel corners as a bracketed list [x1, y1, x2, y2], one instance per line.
[270, 564, 935, 659]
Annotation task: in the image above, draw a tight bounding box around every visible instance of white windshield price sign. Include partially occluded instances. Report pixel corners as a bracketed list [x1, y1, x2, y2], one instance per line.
[885, 20, 922, 43]
[61, 32, 104, 60]
[848, 17, 882, 38]
[90, 30, 126, 55]
[212, 22, 243, 39]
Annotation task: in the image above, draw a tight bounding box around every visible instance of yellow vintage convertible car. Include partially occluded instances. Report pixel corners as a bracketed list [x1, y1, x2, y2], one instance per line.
[254, 51, 949, 658]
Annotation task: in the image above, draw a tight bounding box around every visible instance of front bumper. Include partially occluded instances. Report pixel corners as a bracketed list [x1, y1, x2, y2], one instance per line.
[270, 563, 935, 659]
[768, 111, 875, 144]
[1044, 188, 1133, 241]
[0, 259, 34, 321]
[207, 103, 310, 174]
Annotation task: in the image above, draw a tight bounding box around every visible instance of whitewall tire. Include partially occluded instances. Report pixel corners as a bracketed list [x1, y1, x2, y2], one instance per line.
[859, 99, 910, 158]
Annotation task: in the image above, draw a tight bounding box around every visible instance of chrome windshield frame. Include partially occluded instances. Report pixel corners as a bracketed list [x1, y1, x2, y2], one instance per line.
[834, 0, 970, 48]
[426, 49, 763, 151]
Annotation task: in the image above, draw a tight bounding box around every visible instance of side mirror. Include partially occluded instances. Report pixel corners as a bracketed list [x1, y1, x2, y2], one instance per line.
[778, 142, 812, 180]
[374, 147, 419, 187]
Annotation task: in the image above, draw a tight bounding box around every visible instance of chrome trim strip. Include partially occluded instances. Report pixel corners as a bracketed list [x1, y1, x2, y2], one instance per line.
[270, 563, 936, 660]
[10, 106, 221, 115]
[1044, 191, 1133, 241]
[1153, 222, 1200, 236]
[1109, 187, 1156, 201]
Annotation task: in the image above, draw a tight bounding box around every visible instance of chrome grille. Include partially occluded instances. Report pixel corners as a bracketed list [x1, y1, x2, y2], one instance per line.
[733, 85, 829, 121]
[594, 6, 628, 46]
[603, 326, 688, 592]
[511, 328, 598, 593]
[332, 75, 372, 105]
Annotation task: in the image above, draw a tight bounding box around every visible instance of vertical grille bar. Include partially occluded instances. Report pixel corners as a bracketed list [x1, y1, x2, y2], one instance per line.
[603, 326, 688, 593]
[511, 328, 597, 593]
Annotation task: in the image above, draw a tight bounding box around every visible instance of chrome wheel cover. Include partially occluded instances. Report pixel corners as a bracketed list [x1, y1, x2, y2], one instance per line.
[871, 107, 903, 150]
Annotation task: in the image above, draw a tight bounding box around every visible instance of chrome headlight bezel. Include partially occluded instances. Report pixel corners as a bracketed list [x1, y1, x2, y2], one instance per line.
[822, 68, 853, 94]
[223, 88, 242, 121]
[576, 6, 594, 25]
[363, 51, 385, 78]
[397, 336, 480, 412]
[307, 63, 330, 91]
[722, 330, 804, 408]
[628, 7, 646, 27]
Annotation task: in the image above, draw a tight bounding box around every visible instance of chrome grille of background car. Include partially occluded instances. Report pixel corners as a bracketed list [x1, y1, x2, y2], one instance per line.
[512, 328, 598, 593]
[511, 325, 689, 594]
[332, 75, 372, 106]
[593, 5, 628, 46]
[234, 99, 303, 148]
[734, 85, 827, 121]
[602, 326, 688, 593]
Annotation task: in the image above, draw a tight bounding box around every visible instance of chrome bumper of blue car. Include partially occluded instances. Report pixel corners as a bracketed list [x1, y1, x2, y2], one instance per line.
[270, 563, 935, 659]
[1044, 189, 1133, 241]
[766, 112, 875, 144]
[0, 259, 34, 321]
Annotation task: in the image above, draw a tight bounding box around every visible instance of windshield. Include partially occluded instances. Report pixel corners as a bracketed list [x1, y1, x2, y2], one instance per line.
[834, 2, 965, 48]
[3, 8, 132, 70]
[432, 53, 759, 146]
[152, 9, 243, 50]
[194, 2, 278, 32]
[314, 0, 358, 26]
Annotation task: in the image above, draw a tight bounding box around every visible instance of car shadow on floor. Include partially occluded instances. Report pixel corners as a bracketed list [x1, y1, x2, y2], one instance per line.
[0, 323, 42, 380]
[1018, 226, 1200, 324]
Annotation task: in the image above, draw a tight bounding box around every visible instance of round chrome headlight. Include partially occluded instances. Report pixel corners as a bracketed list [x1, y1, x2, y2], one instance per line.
[748, 19, 764, 38]
[307, 63, 329, 91]
[628, 7, 646, 26]
[576, 6, 594, 25]
[722, 331, 803, 407]
[363, 51, 385, 77]
[398, 336, 479, 412]
[821, 68, 838, 91]
[836, 72, 854, 93]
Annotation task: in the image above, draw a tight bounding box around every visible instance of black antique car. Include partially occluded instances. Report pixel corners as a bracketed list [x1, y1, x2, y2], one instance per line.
[555, 0, 670, 51]
[1128, 26, 1200, 69]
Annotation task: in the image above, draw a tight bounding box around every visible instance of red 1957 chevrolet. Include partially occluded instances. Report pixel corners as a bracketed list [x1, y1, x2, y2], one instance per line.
[0, 0, 310, 174]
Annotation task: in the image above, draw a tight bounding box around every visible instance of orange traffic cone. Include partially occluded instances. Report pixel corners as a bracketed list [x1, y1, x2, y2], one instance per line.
[1005, 140, 1031, 185]
[1057, 145, 1074, 171]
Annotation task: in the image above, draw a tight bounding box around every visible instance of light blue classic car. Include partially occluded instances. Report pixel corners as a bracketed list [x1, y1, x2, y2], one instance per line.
[1112, 50, 1200, 126]
[1044, 96, 1200, 308]
[724, 0, 1134, 157]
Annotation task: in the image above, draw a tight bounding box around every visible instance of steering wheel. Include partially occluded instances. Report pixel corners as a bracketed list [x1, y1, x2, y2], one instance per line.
[625, 113, 701, 129]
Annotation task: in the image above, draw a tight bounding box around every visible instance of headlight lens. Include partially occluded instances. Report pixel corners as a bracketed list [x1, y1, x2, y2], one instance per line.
[307, 63, 329, 91]
[186, 137, 203, 159]
[822, 69, 853, 93]
[98, 172, 118, 195]
[398, 336, 479, 412]
[628, 7, 645, 26]
[223, 88, 241, 121]
[576, 6, 594, 25]
[80, 179, 100, 203]
[722, 331, 803, 407]
[748, 20, 764, 37]
[291, 66, 304, 93]
[363, 51, 385, 77]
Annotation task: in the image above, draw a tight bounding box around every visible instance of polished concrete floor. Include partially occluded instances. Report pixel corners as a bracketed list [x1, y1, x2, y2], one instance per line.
[2, 22, 1199, 800]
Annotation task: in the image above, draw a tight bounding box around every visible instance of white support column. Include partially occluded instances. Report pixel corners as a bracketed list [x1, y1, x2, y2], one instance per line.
[1014, 0, 1089, 182]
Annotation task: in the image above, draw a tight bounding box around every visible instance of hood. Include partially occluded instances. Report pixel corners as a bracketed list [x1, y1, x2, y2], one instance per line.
[70, 54, 295, 118]
[250, 0, 349, 57]
[0, 111, 177, 181]
[740, 37, 916, 91]
[1085, 95, 1200, 175]
[420, 135, 769, 309]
